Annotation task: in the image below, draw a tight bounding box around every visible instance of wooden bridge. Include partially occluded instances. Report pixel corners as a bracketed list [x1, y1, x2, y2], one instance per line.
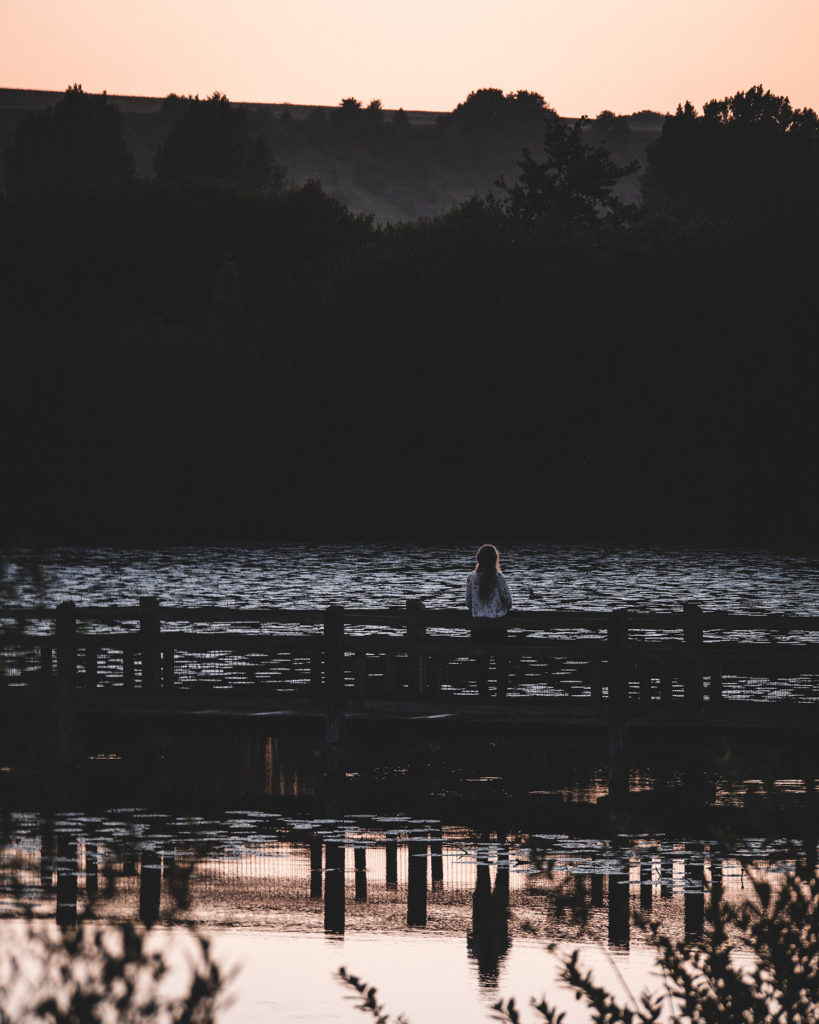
[2, 597, 818, 714]
[2, 599, 819, 810]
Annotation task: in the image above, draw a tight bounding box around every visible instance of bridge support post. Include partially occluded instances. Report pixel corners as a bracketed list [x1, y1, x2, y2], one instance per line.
[85, 841, 99, 898]
[430, 827, 444, 886]
[407, 837, 428, 926]
[56, 832, 78, 927]
[608, 857, 630, 949]
[310, 837, 323, 898]
[139, 849, 162, 926]
[324, 841, 346, 934]
[385, 832, 398, 889]
[354, 846, 367, 902]
[684, 842, 704, 938]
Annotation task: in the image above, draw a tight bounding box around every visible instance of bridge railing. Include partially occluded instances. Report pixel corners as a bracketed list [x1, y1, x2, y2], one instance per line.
[1, 600, 819, 706]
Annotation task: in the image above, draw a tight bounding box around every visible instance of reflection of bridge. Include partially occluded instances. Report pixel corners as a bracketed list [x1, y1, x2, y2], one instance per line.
[2, 600, 819, 808]
[2, 817, 783, 965]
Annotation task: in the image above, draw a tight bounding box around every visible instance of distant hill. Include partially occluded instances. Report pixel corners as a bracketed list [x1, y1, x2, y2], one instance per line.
[0, 87, 664, 221]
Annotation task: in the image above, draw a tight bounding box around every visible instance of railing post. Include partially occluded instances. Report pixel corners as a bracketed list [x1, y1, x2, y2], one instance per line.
[55, 601, 77, 691]
[683, 603, 704, 705]
[710, 659, 723, 705]
[607, 610, 629, 818]
[406, 599, 427, 697]
[324, 605, 346, 752]
[606, 609, 629, 708]
[85, 642, 99, 689]
[139, 597, 161, 692]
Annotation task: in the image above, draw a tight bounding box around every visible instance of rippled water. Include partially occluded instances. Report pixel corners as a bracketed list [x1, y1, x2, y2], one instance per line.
[2, 543, 818, 614]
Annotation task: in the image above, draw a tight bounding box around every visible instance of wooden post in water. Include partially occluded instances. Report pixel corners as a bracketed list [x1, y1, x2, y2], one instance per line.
[591, 865, 604, 907]
[430, 827, 444, 886]
[407, 837, 428, 926]
[660, 850, 674, 899]
[139, 597, 161, 691]
[85, 841, 98, 898]
[406, 599, 427, 697]
[385, 832, 398, 889]
[682, 603, 704, 704]
[139, 849, 162, 926]
[640, 853, 653, 912]
[607, 859, 630, 949]
[40, 825, 54, 892]
[684, 843, 705, 939]
[56, 832, 78, 927]
[310, 837, 323, 899]
[324, 841, 346, 934]
[323, 605, 346, 755]
[354, 846, 367, 902]
[709, 847, 723, 910]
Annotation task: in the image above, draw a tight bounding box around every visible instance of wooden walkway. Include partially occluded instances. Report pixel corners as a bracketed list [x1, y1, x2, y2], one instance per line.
[2, 598, 818, 715]
[2, 599, 819, 812]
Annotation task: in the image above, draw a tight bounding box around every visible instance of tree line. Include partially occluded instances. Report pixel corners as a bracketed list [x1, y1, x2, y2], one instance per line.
[1, 84, 817, 543]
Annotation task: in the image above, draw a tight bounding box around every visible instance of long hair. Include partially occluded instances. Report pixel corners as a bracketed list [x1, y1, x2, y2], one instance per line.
[475, 544, 500, 601]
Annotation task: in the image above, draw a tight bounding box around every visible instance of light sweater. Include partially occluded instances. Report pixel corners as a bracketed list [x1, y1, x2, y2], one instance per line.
[466, 571, 512, 619]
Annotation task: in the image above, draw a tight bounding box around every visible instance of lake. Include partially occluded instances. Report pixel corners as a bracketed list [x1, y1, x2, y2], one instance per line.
[1, 542, 816, 1021]
[2, 541, 817, 613]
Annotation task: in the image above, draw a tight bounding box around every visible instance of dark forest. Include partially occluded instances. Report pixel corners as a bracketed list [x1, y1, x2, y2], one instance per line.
[2, 85, 817, 544]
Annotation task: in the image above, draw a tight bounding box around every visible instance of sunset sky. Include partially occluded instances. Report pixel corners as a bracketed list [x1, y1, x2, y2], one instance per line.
[4, 0, 818, 116]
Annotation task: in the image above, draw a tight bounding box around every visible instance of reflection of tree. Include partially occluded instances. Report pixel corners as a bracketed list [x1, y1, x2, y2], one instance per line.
[467, 842, 511, 988]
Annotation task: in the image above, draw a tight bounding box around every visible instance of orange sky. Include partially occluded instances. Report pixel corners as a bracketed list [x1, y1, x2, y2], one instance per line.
[4, 0, 818, 116]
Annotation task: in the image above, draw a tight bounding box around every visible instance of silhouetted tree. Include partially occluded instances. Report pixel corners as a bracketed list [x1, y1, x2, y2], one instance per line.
[448, 87, 509, 131]
[499, 112, 638, 232]
[590, 109, 631, 144]
[153, 92, 284, 190]
[366, 99, 384, 122]
[642, 85, 819, 218]
[444, 88, 549, 135]
[4, 84, 134, 195]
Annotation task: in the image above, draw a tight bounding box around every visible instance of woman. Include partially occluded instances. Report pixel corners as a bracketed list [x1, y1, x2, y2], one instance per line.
[466, 544, 512, 698]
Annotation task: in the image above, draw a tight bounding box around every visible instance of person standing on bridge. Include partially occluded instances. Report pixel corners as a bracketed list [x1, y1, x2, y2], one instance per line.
[466, 544, 512, 699]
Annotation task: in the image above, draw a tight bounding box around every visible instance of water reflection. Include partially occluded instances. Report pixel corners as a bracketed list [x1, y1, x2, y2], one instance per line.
[1, 811, 807, 946]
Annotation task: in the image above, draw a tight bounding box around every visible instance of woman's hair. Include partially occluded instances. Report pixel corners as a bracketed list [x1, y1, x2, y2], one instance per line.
[475, 544, 500, 600]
